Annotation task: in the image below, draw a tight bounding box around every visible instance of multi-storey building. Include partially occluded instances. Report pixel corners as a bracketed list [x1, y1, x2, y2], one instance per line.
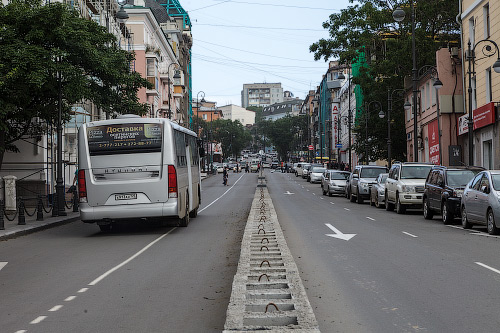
[241, 83, 283, 108]
[219, 105, 255, 126]
[262, 99, 303, 121]
[460, 0, 500, 168]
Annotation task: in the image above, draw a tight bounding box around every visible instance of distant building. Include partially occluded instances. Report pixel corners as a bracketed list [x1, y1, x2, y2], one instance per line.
[262, 99, 303, 121]
[219, 104, 256, 126]
[241, 83, 283, 108]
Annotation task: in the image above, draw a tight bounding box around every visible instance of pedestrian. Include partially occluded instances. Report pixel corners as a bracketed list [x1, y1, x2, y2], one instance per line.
[222, 167, 228, 186]
[245, 163, 249, 173]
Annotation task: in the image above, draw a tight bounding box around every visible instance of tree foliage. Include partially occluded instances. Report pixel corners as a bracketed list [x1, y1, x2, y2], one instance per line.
[260, 115, 308, 161]
[209, 118, 252, 159]
[310, 0, 460, 163]
[0, 0, 151, 167]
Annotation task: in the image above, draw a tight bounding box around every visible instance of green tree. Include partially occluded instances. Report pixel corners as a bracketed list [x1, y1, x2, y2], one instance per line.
[310, 0, 459, 163]
[260, 115, 308, 161]
[0, 0, 151, 168]
[211, 119, 252, 159]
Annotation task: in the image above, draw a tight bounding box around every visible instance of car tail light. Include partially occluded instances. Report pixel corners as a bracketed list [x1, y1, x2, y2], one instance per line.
[78, 169, 87, 203]
[168, 165, 178, 198]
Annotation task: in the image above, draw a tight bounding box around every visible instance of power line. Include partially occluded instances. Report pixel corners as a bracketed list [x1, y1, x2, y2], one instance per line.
[189, 0, 232, 12]
[194, 23, 324, 31]
[208, 0, 341, 11]
[192, 53, 326, 69]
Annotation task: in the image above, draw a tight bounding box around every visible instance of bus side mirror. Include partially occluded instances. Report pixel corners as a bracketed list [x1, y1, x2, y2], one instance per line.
[199, 147, 206, 158]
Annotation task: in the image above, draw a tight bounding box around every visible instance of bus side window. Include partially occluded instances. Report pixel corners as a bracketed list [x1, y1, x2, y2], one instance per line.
[175, 130, 187, 167]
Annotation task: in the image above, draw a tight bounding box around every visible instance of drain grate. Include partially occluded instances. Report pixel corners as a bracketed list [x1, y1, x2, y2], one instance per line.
[224, 185, 319, 332]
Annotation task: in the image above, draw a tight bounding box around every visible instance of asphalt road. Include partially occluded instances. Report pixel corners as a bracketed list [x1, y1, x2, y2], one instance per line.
[266, 170, 500, 333]
[0, 171, 256, 333]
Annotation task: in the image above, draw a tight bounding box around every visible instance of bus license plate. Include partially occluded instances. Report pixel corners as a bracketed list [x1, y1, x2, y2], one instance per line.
[115, 193, 137, 200]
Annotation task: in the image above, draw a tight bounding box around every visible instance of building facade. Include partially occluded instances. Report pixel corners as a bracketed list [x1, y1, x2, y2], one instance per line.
[262, 100, 303, 121]
[219, 104, 256, 126]
[241, 83, 283, 108]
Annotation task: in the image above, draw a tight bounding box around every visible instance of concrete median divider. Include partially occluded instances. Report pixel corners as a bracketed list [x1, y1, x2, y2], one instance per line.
[224, 182, 319, 332]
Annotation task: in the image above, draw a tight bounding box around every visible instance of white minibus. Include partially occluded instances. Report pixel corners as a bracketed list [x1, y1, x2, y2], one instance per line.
[78, 115, 202, 231]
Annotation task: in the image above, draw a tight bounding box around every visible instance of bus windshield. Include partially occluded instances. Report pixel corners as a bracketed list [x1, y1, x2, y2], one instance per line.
[87, 123, 162, 156]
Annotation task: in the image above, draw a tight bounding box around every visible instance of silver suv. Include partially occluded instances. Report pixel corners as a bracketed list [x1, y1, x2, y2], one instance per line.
[348, 165, 388, 204]
[385, 162, 433, 214]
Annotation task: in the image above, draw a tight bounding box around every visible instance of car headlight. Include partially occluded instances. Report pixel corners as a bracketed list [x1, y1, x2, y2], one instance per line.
[402, 185, 415, 193]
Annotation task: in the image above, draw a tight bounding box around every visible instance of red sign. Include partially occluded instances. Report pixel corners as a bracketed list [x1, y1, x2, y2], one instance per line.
[308, 145, 314, 151]
[428, 119, 440, 165]
[473, 102, 495, 130]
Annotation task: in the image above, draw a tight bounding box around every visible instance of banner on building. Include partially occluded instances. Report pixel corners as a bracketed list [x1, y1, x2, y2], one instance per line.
[457, 102, 496, 135]
[428, 119, 440, 165]
[331, 102, 340, 147]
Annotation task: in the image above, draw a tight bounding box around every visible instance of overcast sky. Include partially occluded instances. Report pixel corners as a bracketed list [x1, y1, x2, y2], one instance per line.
[180, 0, 353, 107]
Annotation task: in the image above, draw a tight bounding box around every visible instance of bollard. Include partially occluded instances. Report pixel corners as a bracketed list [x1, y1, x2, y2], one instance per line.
[18, 197, 26, 225]
[0, 199, 4, 230]
[72, 188, 79, 212]
[36, 195, 44, 221]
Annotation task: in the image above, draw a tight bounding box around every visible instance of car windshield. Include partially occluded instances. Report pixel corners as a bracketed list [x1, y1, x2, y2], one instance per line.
[360, 168, 387, 178]
[447, 170, 476, 187]
[378, 174, 388, 183]
[312, 167, 326, 173]
[401, 165, 432, 179]
[491, 174, 500, 190]
[331, 172, 349, 180]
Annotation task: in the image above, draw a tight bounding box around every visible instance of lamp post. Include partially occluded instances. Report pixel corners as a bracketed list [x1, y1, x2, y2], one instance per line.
[54, 57, 66, 217]
[393, 2, 418, 161]
[167, 63, 181, 120]
[466, 39, 500, 165]
[364, 101, 384, 164]
[386, 89, 405, 168]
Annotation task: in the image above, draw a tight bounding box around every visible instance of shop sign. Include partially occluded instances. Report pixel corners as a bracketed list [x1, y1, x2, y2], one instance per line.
[428, 120, 440, 165]
[458, 102, 496, 135]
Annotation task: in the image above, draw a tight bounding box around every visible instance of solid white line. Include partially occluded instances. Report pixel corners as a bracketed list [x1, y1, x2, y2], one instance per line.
[65, 296, 76, 301]
[344, 208, 350, 211]
[30, 316, 47, 324]
[446, 225, 464, 230]
[88, 228, 177, 286]
[476, 262, 500, 275]
[402, 231, 418, 238]
[78, 288, 88, 293]
[49, 305, 63, 312]
[470, 233, 500, 238]
[0, 262, 7, 271]
[366, 217, 375, 221]
[199, 173, 244, 213]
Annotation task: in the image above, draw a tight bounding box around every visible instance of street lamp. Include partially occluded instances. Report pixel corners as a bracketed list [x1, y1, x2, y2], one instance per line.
[337, 70, 353, 170]
[167, 63, 181, 119]
[393, 2, 419, 161]
[53, 56, 66, 217]
[196, 91, 205, 133]
[466, 39, 500, 165]
[364, 101, 383, 164]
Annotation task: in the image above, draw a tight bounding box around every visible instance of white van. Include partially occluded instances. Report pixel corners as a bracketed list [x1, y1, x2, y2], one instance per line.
[78, 115, 202, 231]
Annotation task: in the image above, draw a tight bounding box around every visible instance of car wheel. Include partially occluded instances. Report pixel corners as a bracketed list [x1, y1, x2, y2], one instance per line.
[179, 193, 190, 227]
[461, 205, 472, 229]
[99, 224, 112, 232]
[423, 198, 434, 220]
[356, 187, 364, 204]
[350, 190, 356, 202]
[375, 193, 380, 208]
[487, 209, 499, 235]
[395, 193, 406, 214]
[385, 192, 394, 211]
[442, 201, 453, 225]
[369, 191, 374, 206]
[328, 188, 333, 197]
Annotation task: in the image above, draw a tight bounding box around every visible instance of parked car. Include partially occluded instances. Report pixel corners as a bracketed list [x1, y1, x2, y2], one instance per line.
[250, 163, 259, 172]
[309, 167, 327, 183]
[271, 162, 279, 169]
[369, 173, 389, 208]
[385, 162, 433, 214]
[303, 164, 321, 179]
[461, 170, 500, 234]
[322, 170, 350, 196]
[213, 163, 224, 173]
[262, 162, 271, 168]
[423, 166, 483, 224]
[348, 165, 389, 204]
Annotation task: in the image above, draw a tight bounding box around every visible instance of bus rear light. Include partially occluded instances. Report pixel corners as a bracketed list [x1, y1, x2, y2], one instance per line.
[78, 169, 88, 203]
[168, 165, 178, 198]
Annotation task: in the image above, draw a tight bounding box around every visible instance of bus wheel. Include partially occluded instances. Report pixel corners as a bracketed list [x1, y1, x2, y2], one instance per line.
[99, 224, 112, 232]
[189, 208, 198, 218]
[179, 193, 190, 227]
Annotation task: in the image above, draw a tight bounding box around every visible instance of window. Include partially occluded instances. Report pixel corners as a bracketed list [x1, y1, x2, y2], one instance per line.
[471, 173, 483, 190]
[203, 114, 207, 120]
[431, 80, 437, 105]
[484, 4, 490, 38]
[486, 68, 492, 103]
[469, 17, 475, 46]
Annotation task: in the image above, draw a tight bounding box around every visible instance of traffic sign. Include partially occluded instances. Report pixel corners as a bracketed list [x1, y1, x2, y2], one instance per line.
[308, 145, 314, 150]
[335, 144, 342, 148]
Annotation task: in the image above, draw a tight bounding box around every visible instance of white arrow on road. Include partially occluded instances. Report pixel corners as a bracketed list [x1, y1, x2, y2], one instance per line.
[325, 224, 356, 241]
[0, 262, 7, 271]
[284, 191, 295, 195]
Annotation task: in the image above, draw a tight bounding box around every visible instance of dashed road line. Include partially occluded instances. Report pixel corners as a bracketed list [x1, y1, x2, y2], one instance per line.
[30, 316, 47, 324]
[49, 305, 63, 312]
[65, 296, 76, 301]
[402, 231, 418, 238]
[470, 233, 500, 238]
[366, 217, 375, 221]
[330, 202, 335, 205]
[312, 193, 316, 195]
[344, 208, 350, 211]
[320, 197, 324, 200]
[476, 262, 500, 275]
[78, 288, 88, 293]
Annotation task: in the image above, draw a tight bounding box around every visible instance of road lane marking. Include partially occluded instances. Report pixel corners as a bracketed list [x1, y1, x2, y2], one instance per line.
[30, 316, 47, 324]
[470, 233, 500, 238]
[199, 173, 245, 213]
[78, 288, 88, 293]
[284, 191, 294, 195]
[0, 262, 7, 271]
[65, 296, 76, 301]
[307, 189, 310, 192]
[49, 305, 63, 312]
[325, 223, 356, 241]
[366, 217, 375, 221]
[312, 193, 316, 195]
[344, 208, 350, 211]
[88, 227, 177, 286]
[15, 330, 27, 333]
[402, 232, 418, 238]
[320, 197, 324, 200]
[330, 202, 335, 205]
[476, 262, 500, 275]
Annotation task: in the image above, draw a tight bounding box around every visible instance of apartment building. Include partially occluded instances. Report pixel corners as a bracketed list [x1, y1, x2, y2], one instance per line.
[241, 83, 283, 108]
[219, 105, 255, 126]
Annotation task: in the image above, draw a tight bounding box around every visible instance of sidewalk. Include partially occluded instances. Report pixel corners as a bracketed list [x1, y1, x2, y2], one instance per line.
[1, 172, 214, 241]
